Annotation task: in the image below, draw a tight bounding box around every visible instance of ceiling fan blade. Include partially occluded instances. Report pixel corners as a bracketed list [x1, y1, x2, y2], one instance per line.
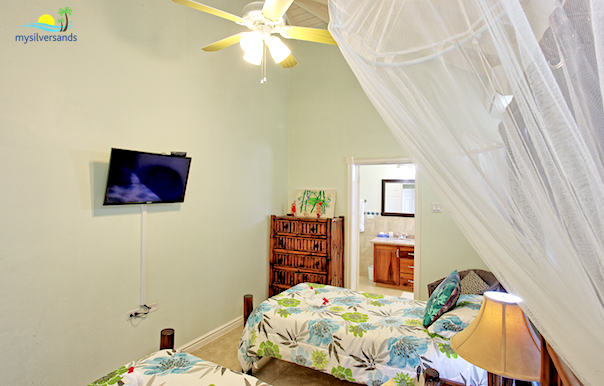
[262, 0, 294, 21]
[280, 26, 337, 45]
[202, 33, 244, 52]
[279, 53, 298, 68]
[171, 0, 244, 24]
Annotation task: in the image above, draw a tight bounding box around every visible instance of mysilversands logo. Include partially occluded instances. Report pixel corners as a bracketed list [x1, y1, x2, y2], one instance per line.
[17, 7, 77, 44]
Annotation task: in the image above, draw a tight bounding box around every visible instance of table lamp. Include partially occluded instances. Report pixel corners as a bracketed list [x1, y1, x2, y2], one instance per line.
[450, 291, 541, 386]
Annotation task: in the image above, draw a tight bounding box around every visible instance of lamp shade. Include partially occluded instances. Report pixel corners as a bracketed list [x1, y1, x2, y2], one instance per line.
[450, 291, 541, 381]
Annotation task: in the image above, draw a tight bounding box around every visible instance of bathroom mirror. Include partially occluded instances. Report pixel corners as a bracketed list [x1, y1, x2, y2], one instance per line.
[381, 179, 415, 217]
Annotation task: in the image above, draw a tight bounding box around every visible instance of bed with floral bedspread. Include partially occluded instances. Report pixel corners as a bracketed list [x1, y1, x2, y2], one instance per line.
[237, 283, 487, 386]
[88, 349, 271, 386]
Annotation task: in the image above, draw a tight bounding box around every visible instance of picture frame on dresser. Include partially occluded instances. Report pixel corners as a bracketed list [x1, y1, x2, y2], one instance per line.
[269, 215, 344, 296]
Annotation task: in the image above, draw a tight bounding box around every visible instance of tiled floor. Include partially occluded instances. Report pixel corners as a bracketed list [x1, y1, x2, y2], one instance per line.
[189, 327, 358, 386]
[357, 275, 415, 298]
[189, 279, 412, 386]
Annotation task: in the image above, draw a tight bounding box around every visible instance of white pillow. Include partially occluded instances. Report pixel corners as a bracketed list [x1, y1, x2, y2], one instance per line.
[427, 295, 482, 338]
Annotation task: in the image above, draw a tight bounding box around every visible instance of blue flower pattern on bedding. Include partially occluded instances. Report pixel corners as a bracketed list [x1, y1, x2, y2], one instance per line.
[307, 318, 341, 346]
[431, 315, 467, 336]
[332, 296, 363, 307]
[367, 370, 389, 386]
[238, 283, 486, 386]
[387, 336, 429, 368]
[291, 347, 312, 367]
[246, 302, 274, 325]
[143, 352, 202, 376]
[90, 350, 272, 386]
[379, 316, 404, 328]
[400, 306, 426, 318]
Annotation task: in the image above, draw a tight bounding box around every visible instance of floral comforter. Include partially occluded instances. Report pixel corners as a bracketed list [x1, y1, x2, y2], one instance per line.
[238, 283, 487, 386]
[88, 349, 270, 386]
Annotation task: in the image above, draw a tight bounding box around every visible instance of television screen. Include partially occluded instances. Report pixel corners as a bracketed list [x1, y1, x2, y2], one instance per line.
[103, 148, 192, 205]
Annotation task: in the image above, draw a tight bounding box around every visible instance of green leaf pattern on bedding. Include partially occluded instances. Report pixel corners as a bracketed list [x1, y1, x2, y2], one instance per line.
[257, 341, 282, 359]
[392, 371, 416, 386]
[238, 283, 486, 386]
[331, 365, 356, 382]
[88, 366, 128, 385]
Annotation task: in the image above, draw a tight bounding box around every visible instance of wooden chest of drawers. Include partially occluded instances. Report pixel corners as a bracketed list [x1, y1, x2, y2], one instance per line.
[269, 215, 345, 296]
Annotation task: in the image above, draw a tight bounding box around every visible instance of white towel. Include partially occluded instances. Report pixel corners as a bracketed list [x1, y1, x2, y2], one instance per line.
[359, 199, 365, 232]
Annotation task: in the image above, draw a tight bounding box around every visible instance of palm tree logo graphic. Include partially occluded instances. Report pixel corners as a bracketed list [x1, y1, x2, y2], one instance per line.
[58, 7, 72, 32]
[20, 7, 74, 32]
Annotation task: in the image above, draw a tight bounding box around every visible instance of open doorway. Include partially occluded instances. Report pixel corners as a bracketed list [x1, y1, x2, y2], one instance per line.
[346, 157, 420, 299]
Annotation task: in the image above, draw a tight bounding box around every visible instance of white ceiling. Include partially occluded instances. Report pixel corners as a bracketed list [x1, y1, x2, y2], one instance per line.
[286, 0, 329, 28]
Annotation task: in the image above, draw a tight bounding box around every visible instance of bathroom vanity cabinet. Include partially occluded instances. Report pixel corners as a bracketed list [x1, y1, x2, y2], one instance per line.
[372, 240, 414, 291]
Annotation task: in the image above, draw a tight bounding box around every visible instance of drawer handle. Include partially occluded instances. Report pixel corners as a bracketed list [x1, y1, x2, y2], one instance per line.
[408, 265, 414, 269]
[408, 253, 414, 256]
[408, 280, 414, 283]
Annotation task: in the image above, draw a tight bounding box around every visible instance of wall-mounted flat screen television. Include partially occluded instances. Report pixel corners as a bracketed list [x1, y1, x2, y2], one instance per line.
[103, 148, 192, 205]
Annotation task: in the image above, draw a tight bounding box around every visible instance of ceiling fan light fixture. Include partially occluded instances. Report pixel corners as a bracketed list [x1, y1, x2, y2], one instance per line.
[240, 31, 264, 65]
[243, 50, 263, 65]
[266, 36, 290, 63]
[172, 0, 330, 71]
[240, 31, 263, 52]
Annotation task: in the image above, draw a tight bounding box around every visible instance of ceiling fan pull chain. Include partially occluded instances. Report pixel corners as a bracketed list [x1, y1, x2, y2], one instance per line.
[261, 43, 267, 84]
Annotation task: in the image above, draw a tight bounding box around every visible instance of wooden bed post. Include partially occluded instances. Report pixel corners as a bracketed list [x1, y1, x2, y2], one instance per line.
[243, 294, 254, 376]
[160, 328, 175, 350]
[244, 294, 253, 325]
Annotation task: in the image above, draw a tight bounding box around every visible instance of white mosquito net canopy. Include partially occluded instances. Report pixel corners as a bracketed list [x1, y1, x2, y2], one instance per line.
[328, 0, 604, 384]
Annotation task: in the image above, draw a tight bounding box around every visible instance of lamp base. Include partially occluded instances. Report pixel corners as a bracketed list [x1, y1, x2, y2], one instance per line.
[488, 372, 532, 386]
[489, 372, 512, 386]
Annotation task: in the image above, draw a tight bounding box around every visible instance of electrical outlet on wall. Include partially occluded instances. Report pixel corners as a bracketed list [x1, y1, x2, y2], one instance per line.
[126, 302, 158, 320]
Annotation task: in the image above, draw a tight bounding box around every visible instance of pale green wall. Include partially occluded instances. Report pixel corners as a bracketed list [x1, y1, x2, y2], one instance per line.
[287, 41, 487, 300]
[417, 176, 489, 299]
[287, 42, 405, 211]
[0, 1, 288, 385]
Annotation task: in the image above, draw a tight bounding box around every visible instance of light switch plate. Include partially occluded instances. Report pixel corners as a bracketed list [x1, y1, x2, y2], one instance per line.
[431, 202, 442, 213]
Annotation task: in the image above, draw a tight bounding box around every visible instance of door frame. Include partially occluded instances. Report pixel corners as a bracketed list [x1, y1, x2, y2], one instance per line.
[346, 156, 421, 299]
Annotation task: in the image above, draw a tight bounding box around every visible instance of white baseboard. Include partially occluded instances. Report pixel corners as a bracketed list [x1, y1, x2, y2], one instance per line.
[178, 316, 244, 353]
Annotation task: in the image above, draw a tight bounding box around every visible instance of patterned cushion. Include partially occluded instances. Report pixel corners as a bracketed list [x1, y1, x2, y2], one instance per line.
[460, 270, 489, 295]
[423, 270, 461, 327]
[427, 294, 483, 338]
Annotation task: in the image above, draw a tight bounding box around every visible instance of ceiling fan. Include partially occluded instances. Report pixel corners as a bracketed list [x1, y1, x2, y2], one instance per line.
[172, 0, 337, 79]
